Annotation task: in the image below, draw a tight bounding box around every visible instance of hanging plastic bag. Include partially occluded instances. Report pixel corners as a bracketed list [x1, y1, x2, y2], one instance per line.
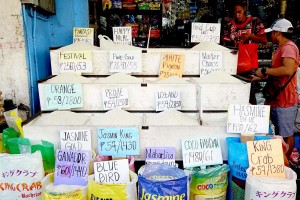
[7, 138, 55, 175]
[88, 171, 137, 200]
[138, 163, 188, 200]
[0, 151, 44, 200]
[245, 167, 297, 200]
[2, 127, 20, 153]
[237, 43, 258, 74]
[189, 164, 230, 200]
[42, 173, 87, 200]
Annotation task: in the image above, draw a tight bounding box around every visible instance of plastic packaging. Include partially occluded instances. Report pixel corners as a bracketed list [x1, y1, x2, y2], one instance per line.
[2, 127, 20, 152]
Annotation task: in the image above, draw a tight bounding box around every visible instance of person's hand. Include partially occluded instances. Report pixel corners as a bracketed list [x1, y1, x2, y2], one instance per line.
[255, 68, 263, 77]
[250, 75, 262, 82]
[241, 33, 252, 42]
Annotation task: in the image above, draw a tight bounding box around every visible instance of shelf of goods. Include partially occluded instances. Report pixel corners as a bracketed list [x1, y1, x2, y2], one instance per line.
[24, 40, 254, 162]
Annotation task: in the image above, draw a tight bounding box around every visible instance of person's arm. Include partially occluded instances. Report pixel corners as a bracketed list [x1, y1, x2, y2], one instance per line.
[256, 57, 296, 77]
[241, 32, 267, 44]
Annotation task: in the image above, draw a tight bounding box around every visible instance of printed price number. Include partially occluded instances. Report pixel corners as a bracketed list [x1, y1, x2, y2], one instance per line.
[60, 62, 87, 72]
[251, 164, 285, 176]
[100, 140, 137, 154]
[47, 95, 82, 107]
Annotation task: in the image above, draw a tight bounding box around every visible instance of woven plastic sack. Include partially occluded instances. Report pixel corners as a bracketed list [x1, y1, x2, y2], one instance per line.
[189, 164, 230, 200]
[0, 151, 44, 199]
[42, 173, 87, 200]
[88, 170, 137, 200]
[245, 167, 297, 200]
[138, 163, 188, 200]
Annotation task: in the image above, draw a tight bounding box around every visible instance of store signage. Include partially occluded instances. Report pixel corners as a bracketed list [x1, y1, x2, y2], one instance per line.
[60, 129, 92, 151]
[97, 127, 139, 156]
[191, 22, 221, 43]
[181, 136, 223, 168]
[94, 159, 130, 184]
[199, 51, 223, 76]
[113, 26, 132, 45]
[73, 27, 94, 45]
[109, 50, 142, 73]
[159, 53, 184, 79]
[247, 139, 285, 179]
[44, 83, 83, 110]
[145, 147, 176, 166]
[101, 87, 129, 110]
[227, 104, 270, 134]
[54, 149, 91, 186]
[59, 50, 93, 73]
[155, 89, 181, 111]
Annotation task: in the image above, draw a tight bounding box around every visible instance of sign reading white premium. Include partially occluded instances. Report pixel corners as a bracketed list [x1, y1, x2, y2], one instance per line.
[59, 50, 93, 73]
[73, 27, 94, 45]
[181, 137, 223, 168]
[191, 23, 221, 43]
[94, 159, 130, 184]
[109, 50, 142, 72]
[97, 127, 139, 156]
[60, 129, 92, 151]
[44, 83, 83, 110]
[155, 89, 181, 111]
[199, 51, 223, 76]
[227, 104, 270, 134]
[145, 147, 176, 166]
[113, 27, 132, 45]
[102, 87, 129, 110]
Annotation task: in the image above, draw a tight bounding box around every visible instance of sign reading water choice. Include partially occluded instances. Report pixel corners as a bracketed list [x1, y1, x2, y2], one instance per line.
[73, 27, 94, 45]
[59, 50, 93, 73]
[181, 137, 222, 168]
[247, 139, 285, 179]
[97, 127, 139, 156]
[227, 104, 270, 134]
[113, 26, 132, 45]
[191, 22, 221, 43]
[199, 51, 223, 76]
[44, 83, 83, 110]
[109, 50, 142, 73]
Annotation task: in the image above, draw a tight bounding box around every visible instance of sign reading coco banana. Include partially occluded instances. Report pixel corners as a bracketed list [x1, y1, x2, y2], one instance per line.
[60, 129, 92, 151]
[181, 137, 223, 168]
[247, 139, 285, 179]
[94, 159, 130, 184]
[199, 51, 223, 76]
[159, 53, 184, 79]
[73, 27, 94, 45]
[155, 89, 181, 111]
[44, 83, 83, 110]
[102, 87, 129, 110]
[97, 127, 139, 156]
[191, 22, 221, 43]
[227, 104, 270, 134]
[59, 50, 93, 73]
[113, 26, 132, 45]
[109, 50, 142, 72]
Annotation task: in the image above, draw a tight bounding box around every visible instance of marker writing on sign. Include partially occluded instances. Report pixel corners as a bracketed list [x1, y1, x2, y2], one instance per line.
[233, 105, 267, 117]
[146, 149, 174, 160]
[57, 150, 88, 164]
[95, 161, 120, 183]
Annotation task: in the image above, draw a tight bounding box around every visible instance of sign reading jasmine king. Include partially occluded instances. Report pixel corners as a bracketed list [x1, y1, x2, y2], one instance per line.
[227, 104, 270, 134]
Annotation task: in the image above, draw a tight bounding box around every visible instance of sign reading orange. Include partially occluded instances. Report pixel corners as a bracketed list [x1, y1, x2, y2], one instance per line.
[247, 139, 285, 179]
[159, 53, 184, 79]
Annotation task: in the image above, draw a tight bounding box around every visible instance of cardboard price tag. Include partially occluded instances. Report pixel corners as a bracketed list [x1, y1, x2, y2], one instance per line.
[113, 27, 132, 45]
[60, 129, 92, 151]
[191, 22, 221, 43]
[73, 27, 94, 45]
[159, 53, 184, 79]
[59, 50, 93, 73]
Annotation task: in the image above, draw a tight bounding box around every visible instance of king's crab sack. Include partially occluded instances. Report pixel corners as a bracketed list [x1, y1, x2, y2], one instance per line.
[0, 151, 44, 199]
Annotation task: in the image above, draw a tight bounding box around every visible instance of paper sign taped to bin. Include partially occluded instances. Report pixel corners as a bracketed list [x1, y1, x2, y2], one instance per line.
[191, 22, 221, 43]
[73, 27, 94, 45]
[145, 147, 176, 166]
[227, 104, 270, 134]
[60, 129, 92, 151]
[102, 87, 129, 110]
[54, 149, 91, 186]
[45, 83, 83, 110]
[159, 53, 184, 79]
[113, 27, 132, 45]
[181, 137, 223, 168]
[97, 127, 139, 156]
[199, 51, 223, 76]
[109, 50, 142, 73]
[94, 159, 130, 184]
[155, 89, 181, 111]
[59, 50, 93, 73]
[247, 139, 285, 179]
